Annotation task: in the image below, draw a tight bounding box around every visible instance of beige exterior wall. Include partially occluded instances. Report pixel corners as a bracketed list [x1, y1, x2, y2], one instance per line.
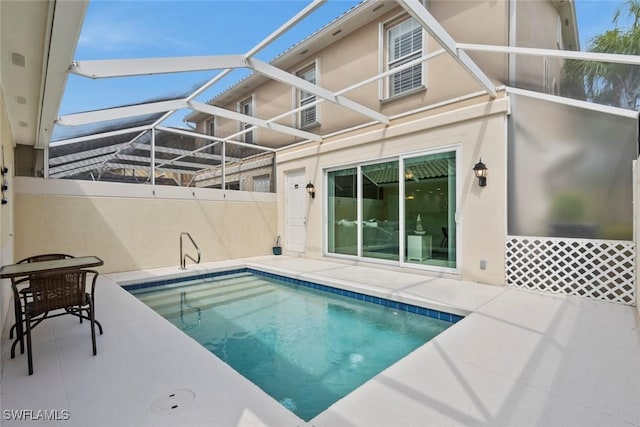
[515, 0, 565, 93]
[276, 95, 509, 286]
[194, 1, 571, 145]
[13, 179, 277, 274]
[427, 0, 509, 102]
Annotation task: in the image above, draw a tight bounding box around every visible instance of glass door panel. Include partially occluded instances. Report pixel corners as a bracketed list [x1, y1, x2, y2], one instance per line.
[404, 151, 456, 268]
[327, 169, 357, 255]
[361, 161, 399, 261]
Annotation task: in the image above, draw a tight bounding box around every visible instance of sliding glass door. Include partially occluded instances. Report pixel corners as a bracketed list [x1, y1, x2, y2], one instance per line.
[361, 161, 399, 261]
[326, 149, 457, 271]
[327, 168, 357, 255]
[403, 151, 456, 268]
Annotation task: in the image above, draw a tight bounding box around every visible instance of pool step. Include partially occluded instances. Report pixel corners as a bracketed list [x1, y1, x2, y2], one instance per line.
[140, 276, 278, 316]
[131, 272, 250, 298]
[136, 273, 257, 305]
[159, 286, 278, 321]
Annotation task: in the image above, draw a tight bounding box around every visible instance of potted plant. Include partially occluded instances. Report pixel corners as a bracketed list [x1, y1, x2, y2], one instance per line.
[272, 235, 282, 255]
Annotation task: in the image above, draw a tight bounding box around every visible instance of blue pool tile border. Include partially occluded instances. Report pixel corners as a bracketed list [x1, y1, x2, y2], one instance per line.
[123, 267, 464, 324]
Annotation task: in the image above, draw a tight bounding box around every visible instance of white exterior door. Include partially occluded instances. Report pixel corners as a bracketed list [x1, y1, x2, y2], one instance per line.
[285, 170, 306, 252]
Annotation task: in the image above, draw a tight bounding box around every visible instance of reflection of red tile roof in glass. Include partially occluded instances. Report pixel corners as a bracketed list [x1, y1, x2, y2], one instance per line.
[365, 159, 453, 184]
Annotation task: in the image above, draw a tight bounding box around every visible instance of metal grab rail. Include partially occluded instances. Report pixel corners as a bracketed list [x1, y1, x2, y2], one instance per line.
[180, 232, 201, 270]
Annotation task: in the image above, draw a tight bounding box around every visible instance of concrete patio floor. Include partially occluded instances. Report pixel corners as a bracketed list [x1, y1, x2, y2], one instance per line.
[1, 256, 639, 426]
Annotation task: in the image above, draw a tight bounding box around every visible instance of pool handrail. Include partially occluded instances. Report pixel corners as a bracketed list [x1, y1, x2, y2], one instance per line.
[180, 232, 201, 270]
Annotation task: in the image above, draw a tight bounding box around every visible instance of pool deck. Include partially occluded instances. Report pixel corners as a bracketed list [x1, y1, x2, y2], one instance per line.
[2, 256, 639, 426]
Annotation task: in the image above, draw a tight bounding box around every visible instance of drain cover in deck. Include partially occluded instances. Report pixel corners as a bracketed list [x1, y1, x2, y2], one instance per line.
[151, 389, 195, 414]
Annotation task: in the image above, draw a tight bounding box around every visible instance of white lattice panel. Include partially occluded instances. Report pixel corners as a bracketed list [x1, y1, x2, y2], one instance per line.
[506, 237, 636, 305]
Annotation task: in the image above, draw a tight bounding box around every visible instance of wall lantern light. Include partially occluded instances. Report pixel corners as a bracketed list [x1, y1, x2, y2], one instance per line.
[473, 158, 488, 187]
[306, 182, 316, 199]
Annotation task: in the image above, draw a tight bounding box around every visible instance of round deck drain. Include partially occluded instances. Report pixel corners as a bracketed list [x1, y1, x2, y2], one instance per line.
[151, 389, 195, 414]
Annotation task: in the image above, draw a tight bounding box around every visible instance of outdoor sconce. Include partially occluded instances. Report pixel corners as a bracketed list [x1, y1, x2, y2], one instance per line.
[306, 182, 316, 199]
[473, 158, 488, 187]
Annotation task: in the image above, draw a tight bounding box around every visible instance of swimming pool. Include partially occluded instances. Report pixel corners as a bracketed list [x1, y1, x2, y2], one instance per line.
[125, 269, 461, 421]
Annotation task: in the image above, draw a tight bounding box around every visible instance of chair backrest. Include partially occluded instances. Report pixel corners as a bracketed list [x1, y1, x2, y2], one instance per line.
[28, 270, 88, 316]
[18, 254, 74, 264]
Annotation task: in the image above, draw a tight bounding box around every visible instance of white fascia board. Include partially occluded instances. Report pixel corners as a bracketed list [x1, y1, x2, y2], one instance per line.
[189, 101, 322, 142]
[398, 0, 497, 98]
[56, 99, 189, 126]
[250, 59, 391, 125]
[49, 125, 152, 147]
[459, 43, 640, 66]
[70, 55, 248, 79]
[37, 0, 89, 148]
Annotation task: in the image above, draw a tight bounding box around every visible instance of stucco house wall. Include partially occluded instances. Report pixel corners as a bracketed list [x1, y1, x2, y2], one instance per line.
[276, 95, 509, 285]
[0, 88, 16, 341]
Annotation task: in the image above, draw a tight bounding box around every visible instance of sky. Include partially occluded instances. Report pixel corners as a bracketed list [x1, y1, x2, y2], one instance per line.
[55, 0, 632, 139]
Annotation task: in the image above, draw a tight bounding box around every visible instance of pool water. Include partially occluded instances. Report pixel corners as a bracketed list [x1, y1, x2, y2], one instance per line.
[128, 271, 455, 421]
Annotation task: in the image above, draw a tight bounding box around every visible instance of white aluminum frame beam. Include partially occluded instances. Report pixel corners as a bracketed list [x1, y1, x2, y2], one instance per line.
[189, 101, 322, 142]
[50, 162, 197, 178]
[56, 99, 189, 126]
[49, 141, 134, 165]
[249, 59, 390, 125]
[398, 0, 497, 98]
[146, 0, 326, 136]
[49, 141, 232, 166]
[50, 152, 207, 177]
[153, 126, 275, 171]
[70, 55, 248, 79]
[70, 55, 389, 126]
[49, 125, 152, 147]
[506, 87, 639, 118]
[458, 43, 640, 66]
[114, 154, 209, 171]
[55, 97, 320, 142]
[154, 126, 276, 152]
[50, 46, 452, 175]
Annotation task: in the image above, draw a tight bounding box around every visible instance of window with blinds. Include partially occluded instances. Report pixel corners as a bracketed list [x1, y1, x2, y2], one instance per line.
[387, 17, 423, 97]
[297, 64, 317, 128]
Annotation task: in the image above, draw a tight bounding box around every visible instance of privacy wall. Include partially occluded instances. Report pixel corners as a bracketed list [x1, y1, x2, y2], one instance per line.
[508, 94, 637, 240]
[14, 178, 277, 274]
[506, 93, 638, 306]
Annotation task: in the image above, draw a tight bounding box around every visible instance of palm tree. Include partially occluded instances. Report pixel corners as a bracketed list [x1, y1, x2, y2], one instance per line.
[563, 0, 640, 110]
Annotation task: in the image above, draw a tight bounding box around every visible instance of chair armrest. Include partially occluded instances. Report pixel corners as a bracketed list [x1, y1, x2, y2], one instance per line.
[83, 270, 100, 295]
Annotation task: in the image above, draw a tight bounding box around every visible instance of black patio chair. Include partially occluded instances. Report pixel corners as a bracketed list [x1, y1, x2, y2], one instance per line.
[9, 254, 75, 357]
[18, 269, 101, 375]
